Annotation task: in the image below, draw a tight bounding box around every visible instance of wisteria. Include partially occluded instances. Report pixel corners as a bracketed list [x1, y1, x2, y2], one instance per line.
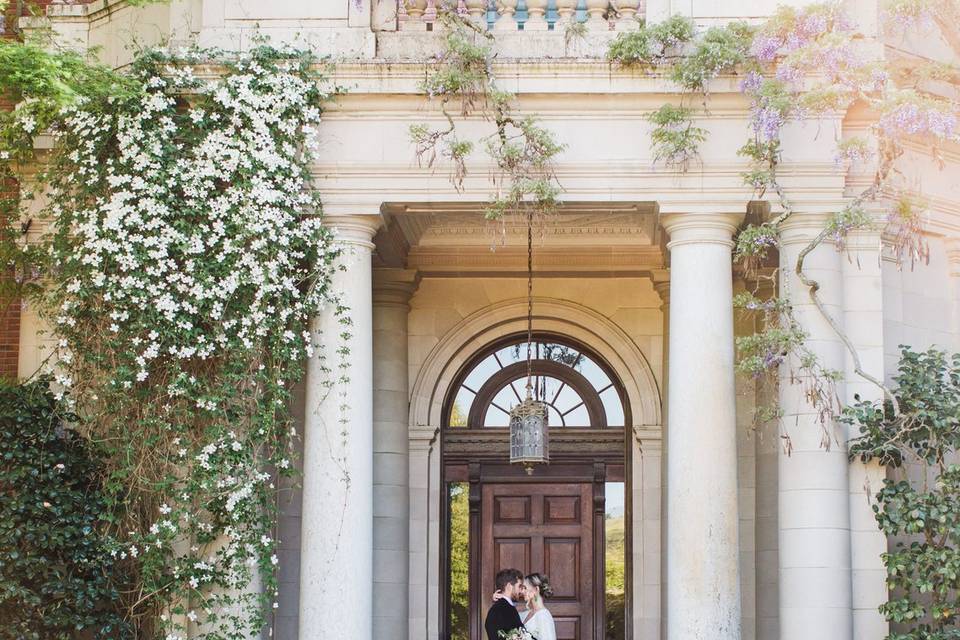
[878, 95, 959, 140]
[33, 46, 341, 640]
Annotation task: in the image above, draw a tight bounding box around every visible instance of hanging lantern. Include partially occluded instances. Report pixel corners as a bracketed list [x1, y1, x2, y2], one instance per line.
[509, 209, 550, 474]
[510, 397, 549, 474]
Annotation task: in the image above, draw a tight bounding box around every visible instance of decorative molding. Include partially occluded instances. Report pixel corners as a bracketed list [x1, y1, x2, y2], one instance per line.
[443, 428, 625, 461]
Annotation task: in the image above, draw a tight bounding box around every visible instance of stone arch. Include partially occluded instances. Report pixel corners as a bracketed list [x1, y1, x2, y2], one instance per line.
[409, 296, 662, 430]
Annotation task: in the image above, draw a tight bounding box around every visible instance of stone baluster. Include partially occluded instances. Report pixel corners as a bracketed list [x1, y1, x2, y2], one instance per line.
[424, 0, 438, 26]
[584, 0, 610, 30]
[525, 0, 550, 30]
[464, 0, 488, 24]
[401, 0, 429, 29]
[493, 0, 518, 30]
[555, 0, 577, 26]
[613, 0, 640, 29]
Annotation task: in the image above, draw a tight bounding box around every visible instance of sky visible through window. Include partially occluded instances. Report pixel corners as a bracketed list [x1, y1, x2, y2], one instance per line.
[449, 339, 625, 428]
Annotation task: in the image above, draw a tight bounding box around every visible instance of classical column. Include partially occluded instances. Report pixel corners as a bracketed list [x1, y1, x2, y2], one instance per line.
[372, 269, 419, 640]
[841, 228, 888, 640]
[661, 212, 744, 640]
[777, 214, 852, 640]
[299, 215, 380, 640]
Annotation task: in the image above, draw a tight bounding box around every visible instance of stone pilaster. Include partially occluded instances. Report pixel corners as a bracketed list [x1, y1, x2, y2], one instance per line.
[945, 238, 960, 353]
[651, 269, 670, 640]
[661, 212, 744, 640]
[372, 268, 419, 640]
[299, 214, 381, 640]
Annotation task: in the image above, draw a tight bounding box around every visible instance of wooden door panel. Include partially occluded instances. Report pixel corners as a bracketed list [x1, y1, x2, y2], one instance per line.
[555, 617, 580, 640]
[543, 538, 580, 600]
[494, 495, 532, 523]
[494, 538, 531, 575]
[543, 495, 581, 524]
[480, 483, 595, 640]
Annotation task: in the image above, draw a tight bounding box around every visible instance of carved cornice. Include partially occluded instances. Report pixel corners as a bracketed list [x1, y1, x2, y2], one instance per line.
[407, 246, 664, 275]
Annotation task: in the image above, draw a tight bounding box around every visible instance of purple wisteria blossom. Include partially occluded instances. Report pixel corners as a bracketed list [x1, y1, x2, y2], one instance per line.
[833, 143, 873, 167]
[751, 34, 782, 62]
[739, 71, 763, 93]
[879, 102, 959, 140]
[752, 106, 786, 141]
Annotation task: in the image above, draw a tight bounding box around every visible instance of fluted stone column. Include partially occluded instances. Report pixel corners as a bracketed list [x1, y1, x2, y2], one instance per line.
[662, 212, 744, 640]
[299, 215, 380, 640]
[372, 269, 419, 640]
[841, 228, 888, 640]
[778, 214, 852, 640]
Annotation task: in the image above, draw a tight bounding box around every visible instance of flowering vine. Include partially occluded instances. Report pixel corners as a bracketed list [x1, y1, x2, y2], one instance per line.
[2, 44, 341, 639]
[409, 9, 564, 223]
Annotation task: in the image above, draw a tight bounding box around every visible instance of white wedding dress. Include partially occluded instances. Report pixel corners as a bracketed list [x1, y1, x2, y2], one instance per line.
[524, 608, 557, 640]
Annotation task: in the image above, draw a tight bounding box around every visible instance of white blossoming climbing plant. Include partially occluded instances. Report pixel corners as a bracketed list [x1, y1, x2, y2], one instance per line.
[24, 46, 343, 639]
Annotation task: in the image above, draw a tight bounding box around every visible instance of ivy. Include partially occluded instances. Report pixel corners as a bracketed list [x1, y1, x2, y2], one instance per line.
[0, 376, 130, 640]
[847, 349, 960, 639]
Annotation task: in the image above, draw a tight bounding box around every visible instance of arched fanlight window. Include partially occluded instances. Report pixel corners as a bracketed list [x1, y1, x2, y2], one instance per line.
[446, 336, 626, 429]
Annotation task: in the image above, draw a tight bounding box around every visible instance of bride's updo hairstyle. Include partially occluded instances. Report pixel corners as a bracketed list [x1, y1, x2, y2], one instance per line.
[526, 573, 554, 598]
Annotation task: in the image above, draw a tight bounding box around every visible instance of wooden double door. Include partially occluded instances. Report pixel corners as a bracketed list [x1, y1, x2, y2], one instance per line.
[478, 482, 601, 640]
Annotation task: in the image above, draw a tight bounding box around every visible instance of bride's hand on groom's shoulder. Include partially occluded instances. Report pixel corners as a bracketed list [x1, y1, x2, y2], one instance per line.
[492, 590, 504, 602]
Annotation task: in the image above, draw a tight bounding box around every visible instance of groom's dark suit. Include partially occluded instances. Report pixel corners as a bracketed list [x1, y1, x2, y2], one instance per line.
[484, 598, 524, 640]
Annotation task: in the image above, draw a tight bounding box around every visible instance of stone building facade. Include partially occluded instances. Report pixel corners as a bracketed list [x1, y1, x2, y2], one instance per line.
[12, 1, 960, 640]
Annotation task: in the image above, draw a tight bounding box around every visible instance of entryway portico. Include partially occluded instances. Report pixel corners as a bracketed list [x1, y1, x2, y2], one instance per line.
[285, 201, 752, 640]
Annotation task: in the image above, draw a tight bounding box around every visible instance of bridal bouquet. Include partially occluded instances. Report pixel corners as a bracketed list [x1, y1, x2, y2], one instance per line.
[499, 630, 535, 640]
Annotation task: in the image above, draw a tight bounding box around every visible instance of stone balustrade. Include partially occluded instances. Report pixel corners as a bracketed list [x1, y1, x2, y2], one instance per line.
[398, 0, 645, 32]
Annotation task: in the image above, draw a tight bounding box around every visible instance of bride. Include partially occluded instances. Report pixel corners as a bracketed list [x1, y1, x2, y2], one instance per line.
[494, 572, 557, 640]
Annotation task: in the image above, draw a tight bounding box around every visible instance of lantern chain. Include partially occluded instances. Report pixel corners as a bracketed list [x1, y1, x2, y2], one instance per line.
[526, 207, 533, 400]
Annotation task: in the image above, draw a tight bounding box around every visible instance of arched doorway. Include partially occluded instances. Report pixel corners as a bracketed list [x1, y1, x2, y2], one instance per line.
[441, 333, 629, 640]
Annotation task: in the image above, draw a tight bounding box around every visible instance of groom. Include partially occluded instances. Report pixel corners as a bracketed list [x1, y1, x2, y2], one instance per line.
[485, 568, 526, 640]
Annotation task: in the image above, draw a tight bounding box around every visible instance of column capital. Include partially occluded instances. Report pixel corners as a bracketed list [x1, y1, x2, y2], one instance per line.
[324, 214, 383, 250]
[778, 211, 843, 247]
[660, 212, 744, 250]
[373, 268, 421, 308]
